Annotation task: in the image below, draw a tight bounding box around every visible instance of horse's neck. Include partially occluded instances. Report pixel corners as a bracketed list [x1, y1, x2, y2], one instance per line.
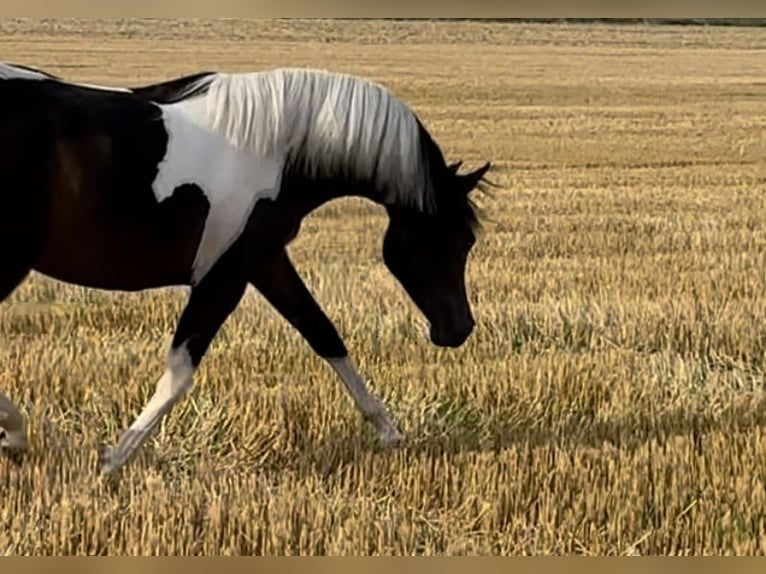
[283, 177, 384, 218]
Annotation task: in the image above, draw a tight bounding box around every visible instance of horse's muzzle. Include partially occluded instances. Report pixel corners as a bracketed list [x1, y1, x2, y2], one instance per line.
[429, 318, 475, 348]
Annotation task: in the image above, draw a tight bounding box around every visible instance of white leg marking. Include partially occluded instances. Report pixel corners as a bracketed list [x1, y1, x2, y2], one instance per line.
[326, 357, 404, 447]
[0, 391, 28, 451]
[100, 343, 195, 474]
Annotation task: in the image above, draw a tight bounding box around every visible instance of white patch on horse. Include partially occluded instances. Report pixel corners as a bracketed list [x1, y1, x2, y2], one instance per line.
[0, 62, 49, 81]
[73, 81, 131, 93]
[153, 99, 283, 285]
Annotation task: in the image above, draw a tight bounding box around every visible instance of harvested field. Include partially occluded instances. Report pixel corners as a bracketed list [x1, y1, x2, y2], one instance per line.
[2, 19, 766, 555]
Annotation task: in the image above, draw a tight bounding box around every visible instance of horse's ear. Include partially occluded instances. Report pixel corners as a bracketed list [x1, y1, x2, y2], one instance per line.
[459, 162, 491, 195]
[447, 160, 463, 173]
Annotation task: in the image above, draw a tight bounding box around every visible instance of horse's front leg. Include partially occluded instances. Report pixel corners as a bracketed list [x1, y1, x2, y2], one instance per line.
[100, 249, 249, 475]
[249, 249, 403, 447]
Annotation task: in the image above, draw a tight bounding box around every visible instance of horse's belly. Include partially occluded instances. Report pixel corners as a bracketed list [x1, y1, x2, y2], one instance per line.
[34, 185, 210, 291]
[34, 230, 199, 291]
[35, 243, 191, 291]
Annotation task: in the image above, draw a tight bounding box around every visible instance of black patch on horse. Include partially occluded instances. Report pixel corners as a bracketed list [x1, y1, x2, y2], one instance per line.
[129, 71, 215, 104]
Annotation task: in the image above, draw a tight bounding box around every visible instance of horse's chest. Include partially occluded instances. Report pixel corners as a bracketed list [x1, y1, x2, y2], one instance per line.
[153, 114, 283, 285]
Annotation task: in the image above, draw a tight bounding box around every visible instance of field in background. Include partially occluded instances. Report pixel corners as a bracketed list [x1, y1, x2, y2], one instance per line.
[2, 19, 766, 555]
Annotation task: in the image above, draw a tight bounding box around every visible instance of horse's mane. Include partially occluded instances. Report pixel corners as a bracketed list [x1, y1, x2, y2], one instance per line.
[146, 67, 495, 226]
[157, 68, 438, 213]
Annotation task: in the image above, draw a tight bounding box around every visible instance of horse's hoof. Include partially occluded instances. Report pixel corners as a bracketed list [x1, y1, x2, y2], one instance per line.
[380, 429, 405, 449]
[1, 446, 27, 467]
[98, 444, 120, 475]
[0, 429, 29, 466]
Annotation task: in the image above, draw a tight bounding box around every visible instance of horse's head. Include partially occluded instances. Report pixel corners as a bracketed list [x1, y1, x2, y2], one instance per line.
[383, 160, 490, 348]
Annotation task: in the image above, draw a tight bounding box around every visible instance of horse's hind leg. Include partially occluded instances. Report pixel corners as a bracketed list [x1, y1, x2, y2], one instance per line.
[0, 251, 37, 457]
[0, 390, 28, 456]
[99, 248, 249, 475]
[0, 133, 50, 459]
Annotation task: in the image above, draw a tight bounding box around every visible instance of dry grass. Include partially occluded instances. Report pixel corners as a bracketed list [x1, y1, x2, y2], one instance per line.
[2, 19, 766, 555]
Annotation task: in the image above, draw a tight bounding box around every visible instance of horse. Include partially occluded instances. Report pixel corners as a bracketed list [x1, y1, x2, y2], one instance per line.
[0, 61, 492, 475]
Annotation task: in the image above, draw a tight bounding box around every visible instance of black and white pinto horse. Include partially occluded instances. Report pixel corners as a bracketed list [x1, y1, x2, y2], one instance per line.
[0, 62, 491, 475]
